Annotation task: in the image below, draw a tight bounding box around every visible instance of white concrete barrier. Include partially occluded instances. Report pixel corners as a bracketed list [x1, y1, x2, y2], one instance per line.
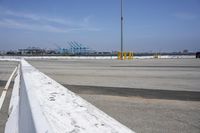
[5, 60, 135, 133]
[0, 55, 196, 60]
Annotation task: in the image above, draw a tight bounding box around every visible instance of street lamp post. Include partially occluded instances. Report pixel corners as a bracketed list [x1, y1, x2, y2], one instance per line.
[121, 0, 124, 60]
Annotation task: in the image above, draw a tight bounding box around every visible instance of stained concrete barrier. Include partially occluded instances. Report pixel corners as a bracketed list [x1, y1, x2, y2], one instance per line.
[5, 60, 134, 133]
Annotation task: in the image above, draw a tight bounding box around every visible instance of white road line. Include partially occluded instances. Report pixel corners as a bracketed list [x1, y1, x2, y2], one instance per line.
[0, 66, 18, 111]
[0, 91, 7, 110]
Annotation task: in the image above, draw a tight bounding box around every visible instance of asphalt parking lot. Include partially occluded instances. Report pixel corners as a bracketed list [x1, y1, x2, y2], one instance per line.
[28, 58, 200, 133]
[0, 61, 18, 133]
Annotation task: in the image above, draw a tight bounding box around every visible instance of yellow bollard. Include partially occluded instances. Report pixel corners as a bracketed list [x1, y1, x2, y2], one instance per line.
[118, 52, 122, 60]
[128, 52, 131, 60]
[118, 52, 120, 60]
[128, 52, 134, 60]
[154, 53, 160, 59]
[132, 52, 134, 59]
[123, 52, 127, 60]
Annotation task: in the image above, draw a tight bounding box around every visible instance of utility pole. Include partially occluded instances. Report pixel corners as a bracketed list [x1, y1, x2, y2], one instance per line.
[121, 0, 124, 60]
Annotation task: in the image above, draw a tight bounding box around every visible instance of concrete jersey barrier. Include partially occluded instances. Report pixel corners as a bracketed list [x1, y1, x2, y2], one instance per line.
[5, 60, 135, 133]
[0, 55, 196, 60]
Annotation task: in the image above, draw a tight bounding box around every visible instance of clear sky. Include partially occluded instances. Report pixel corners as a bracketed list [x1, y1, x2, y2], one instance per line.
[0, 0, 199, 52]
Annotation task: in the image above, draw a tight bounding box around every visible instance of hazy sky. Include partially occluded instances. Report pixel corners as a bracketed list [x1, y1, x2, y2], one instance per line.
[0, 0, 199, 52]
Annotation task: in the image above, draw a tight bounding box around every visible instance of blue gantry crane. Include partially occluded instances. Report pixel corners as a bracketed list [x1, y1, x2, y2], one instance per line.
[67, 41, 90, 55]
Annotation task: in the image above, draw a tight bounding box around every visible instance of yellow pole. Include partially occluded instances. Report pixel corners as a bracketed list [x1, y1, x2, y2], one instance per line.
[118, 52, 123, 60]
[128, 52, 131, 60]
[124, 52, 127, 60]
[118, 52, 120, 60]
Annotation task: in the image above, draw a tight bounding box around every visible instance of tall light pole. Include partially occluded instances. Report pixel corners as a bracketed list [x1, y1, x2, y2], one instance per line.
[120, 0, 124, 60]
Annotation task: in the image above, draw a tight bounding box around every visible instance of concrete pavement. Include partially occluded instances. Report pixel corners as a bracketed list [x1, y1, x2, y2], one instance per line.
[28, 58, 200, 133]
[0, 61, 18, 133]
[28, 58, 200, 92]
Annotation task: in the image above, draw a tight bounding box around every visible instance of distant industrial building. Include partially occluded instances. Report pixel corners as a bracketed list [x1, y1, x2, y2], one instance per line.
[18, 47, 46, 55]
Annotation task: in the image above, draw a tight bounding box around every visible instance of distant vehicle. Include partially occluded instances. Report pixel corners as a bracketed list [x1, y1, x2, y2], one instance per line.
[196, 52, 200, 58]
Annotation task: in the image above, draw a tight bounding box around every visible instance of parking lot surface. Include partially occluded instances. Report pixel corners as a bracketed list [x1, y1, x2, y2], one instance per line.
[28, 58, 200, 133]
[0, 61, 18, 133]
